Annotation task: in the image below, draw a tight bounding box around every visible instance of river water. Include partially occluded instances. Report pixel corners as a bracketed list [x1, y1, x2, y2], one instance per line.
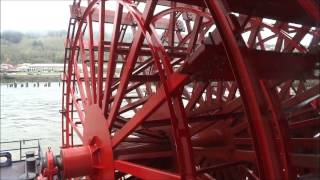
[1, 82, 62, 158]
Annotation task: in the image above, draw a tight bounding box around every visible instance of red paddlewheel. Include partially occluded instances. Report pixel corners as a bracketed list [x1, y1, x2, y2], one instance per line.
[58, 0, 319, 179]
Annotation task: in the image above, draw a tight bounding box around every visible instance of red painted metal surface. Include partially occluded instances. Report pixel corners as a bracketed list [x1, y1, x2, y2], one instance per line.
[41, 148, 58, 180]
[51, 0, 320, 179]
[60, 146, 93, 178]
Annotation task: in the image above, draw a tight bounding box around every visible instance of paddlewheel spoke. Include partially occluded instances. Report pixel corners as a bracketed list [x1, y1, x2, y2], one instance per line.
[55, 0, 320, 179]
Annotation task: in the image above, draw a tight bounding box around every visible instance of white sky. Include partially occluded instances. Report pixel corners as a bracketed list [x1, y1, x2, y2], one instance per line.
[1, 0, 73, 32]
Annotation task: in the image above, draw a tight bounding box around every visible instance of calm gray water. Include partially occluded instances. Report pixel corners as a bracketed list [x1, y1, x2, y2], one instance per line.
[1, 82, 62, 157]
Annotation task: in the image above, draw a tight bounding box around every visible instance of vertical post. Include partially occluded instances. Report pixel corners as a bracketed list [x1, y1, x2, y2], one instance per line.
[102, 3, 123, 116]
[169, 97, 197, 179]
[87, 6, 97, 103]
[97, 0, 106, 107]
[37, 139, 40, 159]
[19, 141, 22, 160]
[167, 1, 176, 52]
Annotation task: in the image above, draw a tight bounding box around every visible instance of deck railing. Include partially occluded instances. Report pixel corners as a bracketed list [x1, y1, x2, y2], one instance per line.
[0, 138, 41, 162]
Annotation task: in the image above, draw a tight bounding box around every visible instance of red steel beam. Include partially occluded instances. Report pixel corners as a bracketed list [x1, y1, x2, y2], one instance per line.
[106, 0, 157, 128]
[79, 34, 93, 105]
[87, 3, 97, 103]
[181, 44, 318, 80]
[64, 0, 99, 147]
[157, 0, 318, 25]
[97, 0, 105, 107]
[297, 0, 320, 22]
[102, 3, 123, 116]
[194, 148, 320, 169]
[61, 0, 320, 179]
[204, 0, 290, 179]
[70, 5, 185, 31]
[112, 73, 188, 148]
[114, 160, 180, 180]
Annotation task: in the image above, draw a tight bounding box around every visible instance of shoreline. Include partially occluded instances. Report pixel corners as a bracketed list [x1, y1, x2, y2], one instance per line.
[0, 73, 61, 83]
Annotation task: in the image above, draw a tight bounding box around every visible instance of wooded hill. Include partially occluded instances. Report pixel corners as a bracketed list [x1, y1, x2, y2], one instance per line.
[0, 31, 66, 64]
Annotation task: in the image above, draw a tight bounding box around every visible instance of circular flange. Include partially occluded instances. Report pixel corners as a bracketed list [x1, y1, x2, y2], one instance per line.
[83, 104, 114, 179]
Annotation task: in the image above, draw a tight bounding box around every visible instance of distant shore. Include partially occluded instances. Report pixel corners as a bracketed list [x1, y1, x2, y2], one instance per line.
[0, 72, 61, 83]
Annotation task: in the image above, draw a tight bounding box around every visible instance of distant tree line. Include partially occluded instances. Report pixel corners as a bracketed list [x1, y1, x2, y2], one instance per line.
[1, 31, 23, 43]
[0, 30, 67, 64]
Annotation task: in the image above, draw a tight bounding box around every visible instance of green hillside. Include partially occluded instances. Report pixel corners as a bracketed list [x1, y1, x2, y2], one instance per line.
[0, 31, 66, 64]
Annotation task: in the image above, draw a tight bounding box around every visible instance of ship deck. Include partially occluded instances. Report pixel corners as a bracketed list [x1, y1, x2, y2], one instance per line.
[0, 161, 25, 179]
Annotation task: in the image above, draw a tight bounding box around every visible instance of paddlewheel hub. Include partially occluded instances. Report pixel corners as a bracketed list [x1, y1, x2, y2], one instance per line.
[60, 146, 93, 178]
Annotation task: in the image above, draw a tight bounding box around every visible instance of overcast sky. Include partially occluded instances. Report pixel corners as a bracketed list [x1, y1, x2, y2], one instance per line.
[1, 0, 73, 32]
